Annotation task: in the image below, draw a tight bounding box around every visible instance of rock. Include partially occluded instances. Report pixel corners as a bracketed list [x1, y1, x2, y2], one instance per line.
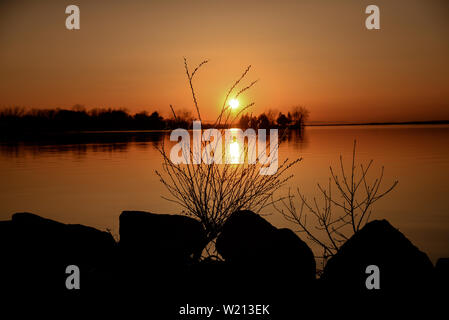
[119, 211, 207, 267]
[435, 258, 449, 294]
[216, 210, 316, 287]
[274, 228, 316, 280]
[436, 258, 449, 276]
[216, 210, 278, 263]
[11, 212, 116, 264]
[0, 220, 13, 240]
[0, 212, 116, 292]
[321, 219, 434, 295]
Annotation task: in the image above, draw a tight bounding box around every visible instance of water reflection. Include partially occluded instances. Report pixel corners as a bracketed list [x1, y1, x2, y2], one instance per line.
[229, 137, 241, 164]
[1, 125, 448, 263]
[0, 131, 166, 158]
[0, 128, 307, 159]
[282, 127, 308, 150]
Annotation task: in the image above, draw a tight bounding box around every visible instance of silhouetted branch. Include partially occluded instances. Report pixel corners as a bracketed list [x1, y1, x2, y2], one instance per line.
[274, 141, 398, 270]
[156, 59, 301, 258]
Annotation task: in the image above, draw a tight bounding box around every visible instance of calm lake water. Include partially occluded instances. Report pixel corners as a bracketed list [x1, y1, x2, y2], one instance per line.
[1, 125, 448, 263]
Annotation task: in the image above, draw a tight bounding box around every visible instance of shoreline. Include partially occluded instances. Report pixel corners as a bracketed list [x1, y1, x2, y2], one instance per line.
[305, 120, 449, 127]
[1, 122, 448, 144]
[1, 210, 446, 307]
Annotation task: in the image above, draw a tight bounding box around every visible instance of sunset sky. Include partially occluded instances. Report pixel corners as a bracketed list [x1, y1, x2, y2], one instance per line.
[1, 0, 448, 123]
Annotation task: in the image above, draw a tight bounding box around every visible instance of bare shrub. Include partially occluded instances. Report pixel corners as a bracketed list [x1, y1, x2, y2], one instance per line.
[156, 58, 300, 256]
[274, 141, 398, 270]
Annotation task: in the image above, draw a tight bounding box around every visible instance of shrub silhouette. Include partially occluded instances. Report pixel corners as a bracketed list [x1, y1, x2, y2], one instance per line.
[156, 58, 300, 258]
[274, 141, 398, 271]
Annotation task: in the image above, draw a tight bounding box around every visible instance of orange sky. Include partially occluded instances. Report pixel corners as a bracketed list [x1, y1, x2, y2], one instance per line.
[1, 0, 448, 122]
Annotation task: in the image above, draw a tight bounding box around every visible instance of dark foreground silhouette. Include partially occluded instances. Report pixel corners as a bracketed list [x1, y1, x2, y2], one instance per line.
[0, 210, 447, 316]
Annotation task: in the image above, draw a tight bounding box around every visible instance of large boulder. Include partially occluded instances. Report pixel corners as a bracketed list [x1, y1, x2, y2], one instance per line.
[0, 212, 116, 292]
[274, 228, 316, 280]
[321, 219, 434, 295]
[119, 211, 207, 267]
[216, 210, 316, 286]
[216, 210, 278, 263]
[435, 258, 449, 295]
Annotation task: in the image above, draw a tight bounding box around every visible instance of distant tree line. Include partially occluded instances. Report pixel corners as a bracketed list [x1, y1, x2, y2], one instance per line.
[0, 106, 170, 133]
[0, 105, 309, 133]
[238, 106, 309, 129]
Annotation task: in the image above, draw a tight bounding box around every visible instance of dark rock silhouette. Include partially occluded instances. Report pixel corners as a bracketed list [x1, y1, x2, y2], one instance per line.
[274, 228, 316, 280]
[119, 211, 207, 267]
[321, 219, 434, 295]
[435, 258, 449, 296]
[216, 210, 316, 290]
[0, 212, 116, 293]
[117, 211, 208, 303]
[0, 210, 442, 313]
[436, 258, 449, 278]
[216, 210, 278, 263]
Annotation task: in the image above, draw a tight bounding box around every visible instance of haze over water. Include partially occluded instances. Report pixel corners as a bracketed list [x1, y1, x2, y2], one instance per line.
[1, 124, 448, 263]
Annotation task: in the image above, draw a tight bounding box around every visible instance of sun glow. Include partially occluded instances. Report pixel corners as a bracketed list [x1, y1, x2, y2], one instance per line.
[229, 99, 239, 110]
[229, 140, 240, 164]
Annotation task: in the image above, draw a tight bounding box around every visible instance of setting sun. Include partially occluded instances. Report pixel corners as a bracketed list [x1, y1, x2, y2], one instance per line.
[229, 99, 239, 110]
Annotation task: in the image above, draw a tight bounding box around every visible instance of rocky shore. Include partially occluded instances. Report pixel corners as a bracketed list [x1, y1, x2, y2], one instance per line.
[0, 210, 447, 314]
